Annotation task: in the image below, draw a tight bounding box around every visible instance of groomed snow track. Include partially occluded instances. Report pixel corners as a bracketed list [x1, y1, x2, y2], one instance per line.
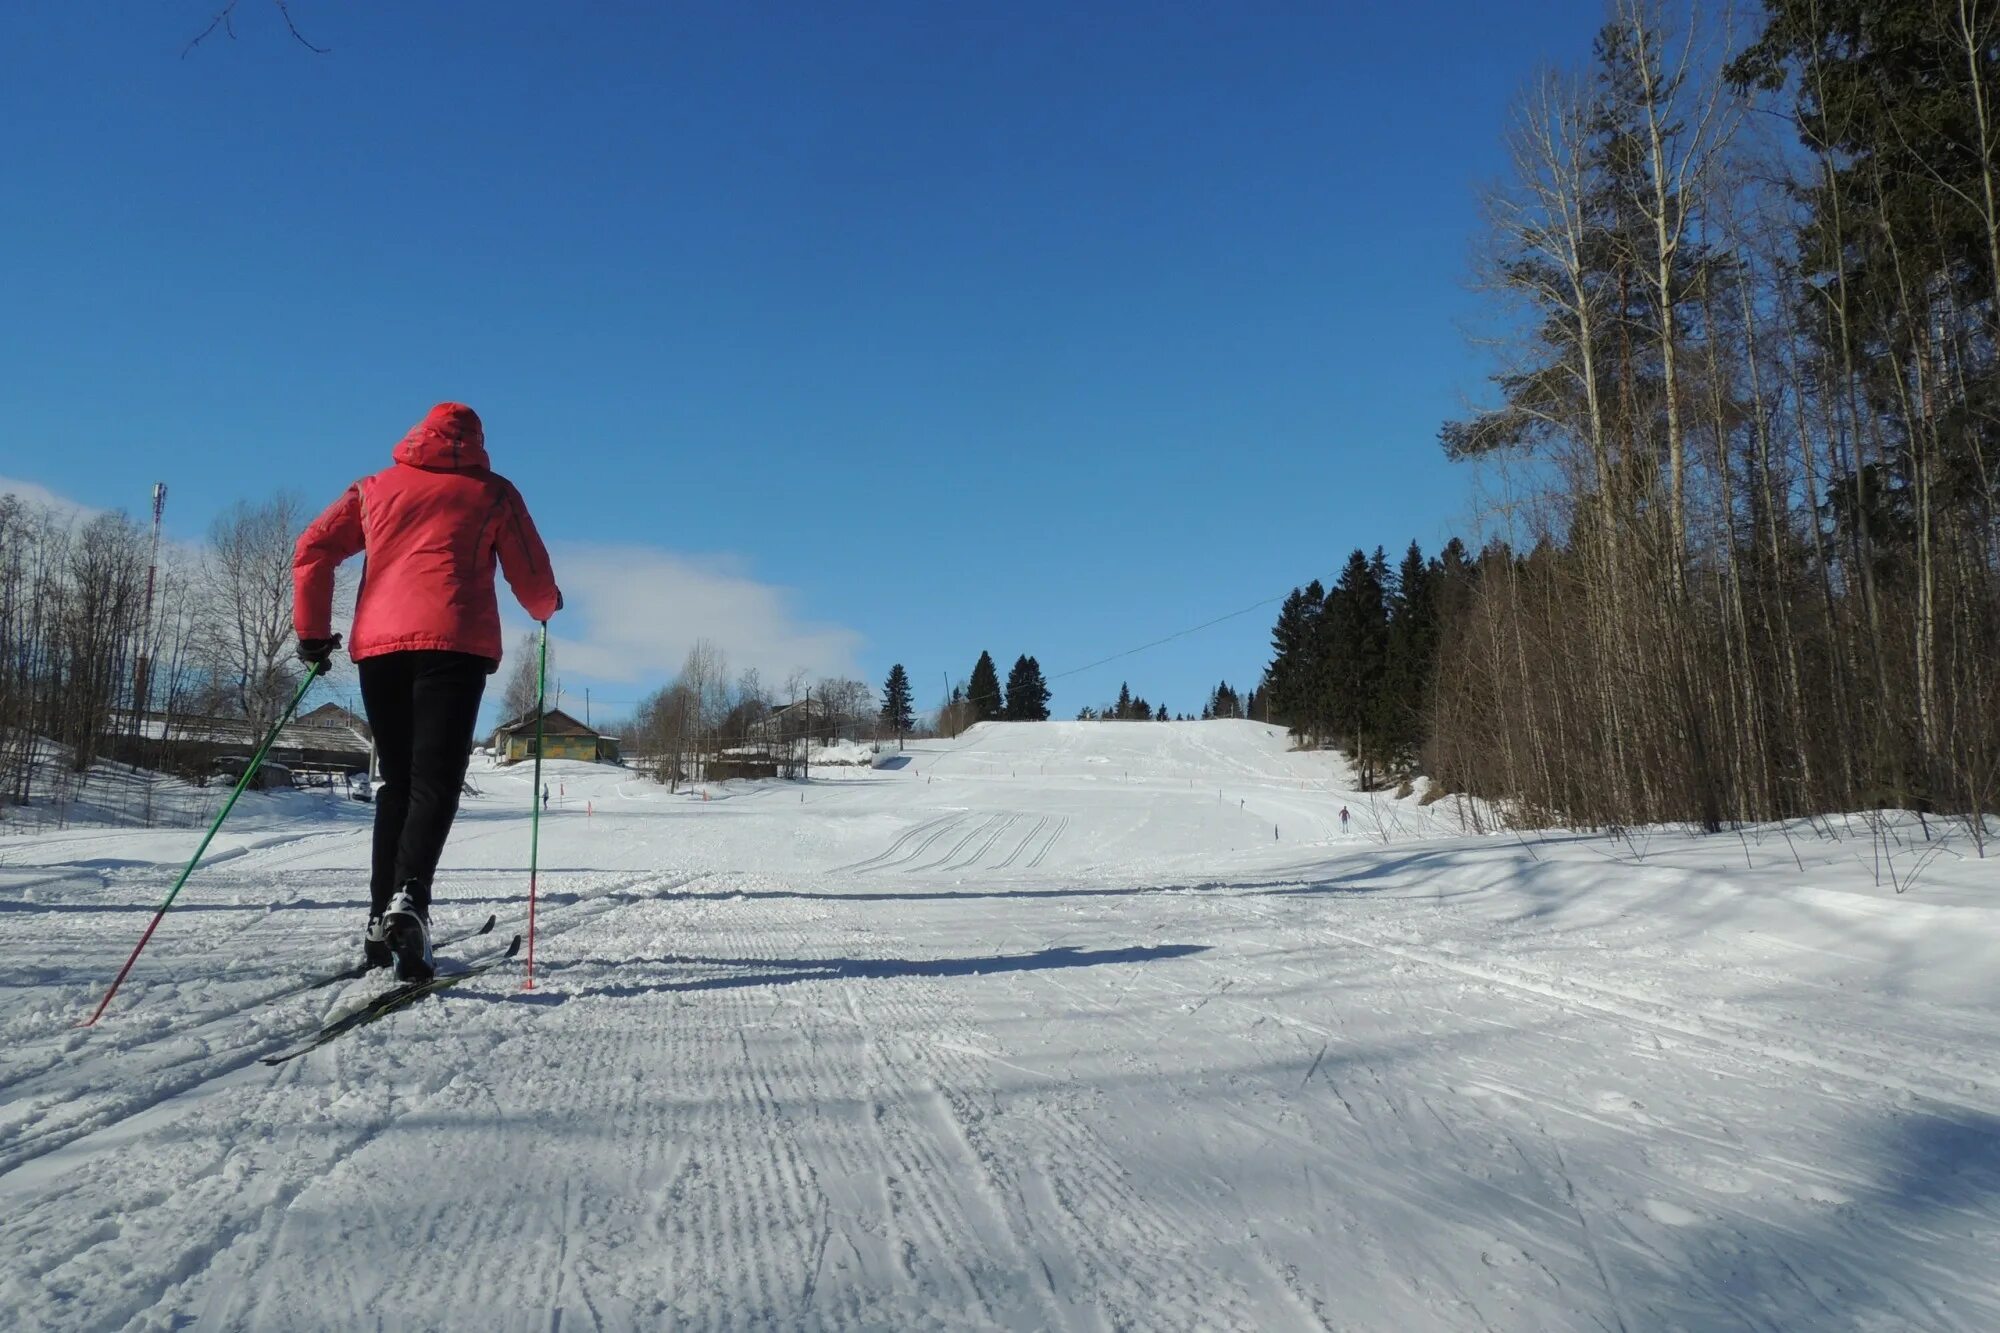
[3, 722, 1998, 1330]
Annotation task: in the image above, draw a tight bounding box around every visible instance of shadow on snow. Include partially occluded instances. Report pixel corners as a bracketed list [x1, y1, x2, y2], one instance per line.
[519, 943, 1209, 1003]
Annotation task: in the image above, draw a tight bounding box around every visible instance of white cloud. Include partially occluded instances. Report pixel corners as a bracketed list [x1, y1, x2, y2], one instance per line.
[0, 474, 101, 518]
[517, 543, 865, 686]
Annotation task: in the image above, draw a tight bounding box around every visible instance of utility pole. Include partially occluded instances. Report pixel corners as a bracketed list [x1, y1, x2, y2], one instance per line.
[132, 483, 167, 726]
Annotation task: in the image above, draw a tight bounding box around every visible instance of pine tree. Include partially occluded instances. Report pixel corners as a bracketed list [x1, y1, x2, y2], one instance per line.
[1321, 549, 1390, 785]
[1155, 703, 1168, 721]
[1115, 682, 1133, 720]
[1378, 542, 1435, 773]
[879, 664, 915, 748]
[967, 652, 1003, 722]
[1026, 658, 1051, 720]
[1003, 655, 1052, 721]
[1265, 581, 1324, 737]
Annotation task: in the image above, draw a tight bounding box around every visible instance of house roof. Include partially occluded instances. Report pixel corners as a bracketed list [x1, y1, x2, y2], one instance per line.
[298, 703, 372, 740]
[106, 708, 372, 756]
[494, 707, 601, 739]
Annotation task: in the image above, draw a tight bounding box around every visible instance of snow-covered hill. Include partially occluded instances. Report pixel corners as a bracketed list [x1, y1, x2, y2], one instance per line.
[2, 722, 1997, 1330]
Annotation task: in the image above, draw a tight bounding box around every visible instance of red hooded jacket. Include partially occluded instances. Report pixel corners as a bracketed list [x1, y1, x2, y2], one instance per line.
[293, 403, 561, 667]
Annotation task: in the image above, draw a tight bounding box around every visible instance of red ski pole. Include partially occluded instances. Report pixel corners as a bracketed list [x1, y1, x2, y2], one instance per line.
[82, 668, 320, 1026]
[524, 622, 548, 990]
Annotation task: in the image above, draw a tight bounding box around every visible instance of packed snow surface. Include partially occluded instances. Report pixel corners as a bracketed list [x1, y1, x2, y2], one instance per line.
[2, 720, 1997, 1330]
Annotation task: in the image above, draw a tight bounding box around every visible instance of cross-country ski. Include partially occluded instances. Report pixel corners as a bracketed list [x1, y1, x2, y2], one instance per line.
[261, 933, 522, 1066]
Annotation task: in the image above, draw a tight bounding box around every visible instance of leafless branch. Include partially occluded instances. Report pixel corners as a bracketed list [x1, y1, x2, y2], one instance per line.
[184, 0, 328, 59]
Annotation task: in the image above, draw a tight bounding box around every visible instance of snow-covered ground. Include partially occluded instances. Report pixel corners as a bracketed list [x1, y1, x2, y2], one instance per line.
[2, 720, 1997, 1331]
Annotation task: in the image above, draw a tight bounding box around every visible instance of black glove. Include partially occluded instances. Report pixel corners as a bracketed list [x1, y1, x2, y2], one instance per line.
[298, 633, 343, 675]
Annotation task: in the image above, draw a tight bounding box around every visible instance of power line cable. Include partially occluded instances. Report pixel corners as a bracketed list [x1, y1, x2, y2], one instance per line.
[1046, 596, 1285, 683]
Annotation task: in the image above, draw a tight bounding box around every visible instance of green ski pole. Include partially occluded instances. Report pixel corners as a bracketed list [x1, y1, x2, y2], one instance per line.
[83, 667, 321, 1026]
[524, 622, 548, 989]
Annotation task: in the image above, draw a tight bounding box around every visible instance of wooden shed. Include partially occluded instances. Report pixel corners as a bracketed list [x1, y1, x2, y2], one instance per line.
[492, 708, 620, 764]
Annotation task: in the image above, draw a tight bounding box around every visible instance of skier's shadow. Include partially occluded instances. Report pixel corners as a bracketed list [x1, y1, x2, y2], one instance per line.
[510, 942, 1209, 1003]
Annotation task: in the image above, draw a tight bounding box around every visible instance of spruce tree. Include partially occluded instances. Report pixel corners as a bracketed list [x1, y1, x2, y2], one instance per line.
[879, 664, 915, 748]
[1002, 655, 1051, 721]
[1028, 658, 1051, 720]
[1266, 581, 1324, 738]
[1379, 542, 1435, 772]
[1322, 549, 1390, 784]
[967, 652, 1003, 722]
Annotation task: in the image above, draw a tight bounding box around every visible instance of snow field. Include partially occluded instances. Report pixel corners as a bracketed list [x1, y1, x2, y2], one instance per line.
[1, 721, 1997, 1330]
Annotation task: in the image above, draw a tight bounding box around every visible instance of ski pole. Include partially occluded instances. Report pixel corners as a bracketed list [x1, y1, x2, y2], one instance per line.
[524, 621, 548, 990]
[83, 667, 321, 1026]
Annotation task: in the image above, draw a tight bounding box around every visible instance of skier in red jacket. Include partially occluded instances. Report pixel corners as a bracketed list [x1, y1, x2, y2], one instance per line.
[293, 403, 562, 981]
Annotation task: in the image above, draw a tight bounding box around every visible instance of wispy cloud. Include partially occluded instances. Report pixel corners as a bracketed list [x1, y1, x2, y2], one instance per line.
[510, 543, 865, 686]
[0, 474, 101, 517]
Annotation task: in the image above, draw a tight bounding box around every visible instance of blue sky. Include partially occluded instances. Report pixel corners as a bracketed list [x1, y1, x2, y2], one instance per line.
[0, 1, 1605, 724]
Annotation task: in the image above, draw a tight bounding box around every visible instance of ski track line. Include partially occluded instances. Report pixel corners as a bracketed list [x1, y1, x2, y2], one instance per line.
[1018, 946, 1689, 1326]
[1315, 921, 2000, 1121]
[0, 871, 697, 1185]
[903, 814, 1000, 874]
[904, 814, 997, 874]
[849, 986, 1079, 1330]
[872, 812, 981, 873]
[214, 905, 721, 1329]
[767, 982, 1043, 1329]
[989, 817, 1049, 872]
[832, 811, 965, 875]
[1227, 883, 2000, 1121]
[1440, 936, 2000, 1098]
[0, 923, 531, 1191]
[1025, 815, 1071, 870]
[763, 967, 1113, 1330]
[3, 866, 685, 1097]
[0, 1032, 433, 1333]
[938, 814, 1021, 874]
[899, 961, 1271, 1329]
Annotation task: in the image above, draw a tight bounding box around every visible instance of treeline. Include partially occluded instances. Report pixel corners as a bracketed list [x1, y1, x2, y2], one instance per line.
[1198, 681, 1261, 721]
[1075, 682, 1164, 721]
[619, 644, 876, 788]
[1265, 0, 2000, 835]
[938, 650, 1052, 734]
[1264, 542, 1463, 790]
[0, 491, 313, 815]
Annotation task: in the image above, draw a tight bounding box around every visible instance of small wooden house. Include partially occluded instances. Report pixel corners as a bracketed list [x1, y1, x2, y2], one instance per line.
[748, 698, 830, 742]
[492, 708, 620, 764]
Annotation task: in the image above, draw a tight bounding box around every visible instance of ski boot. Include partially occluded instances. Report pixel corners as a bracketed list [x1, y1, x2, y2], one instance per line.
[363, 914, 391, 970]
[382, 887, 434, 983]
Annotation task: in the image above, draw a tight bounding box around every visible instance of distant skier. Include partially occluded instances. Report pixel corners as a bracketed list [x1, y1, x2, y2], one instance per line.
[1339, 806, 1350, 831]
[294, 403, 562, 982]
[542, 783, 550, 811]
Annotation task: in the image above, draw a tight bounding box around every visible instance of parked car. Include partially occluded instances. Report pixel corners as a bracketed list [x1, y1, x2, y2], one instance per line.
[348, 772, 373, 803]
[211, 757, 295, 791]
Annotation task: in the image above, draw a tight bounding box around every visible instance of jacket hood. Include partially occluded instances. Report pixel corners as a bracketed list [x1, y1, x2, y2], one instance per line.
[392, 403, 490, 472]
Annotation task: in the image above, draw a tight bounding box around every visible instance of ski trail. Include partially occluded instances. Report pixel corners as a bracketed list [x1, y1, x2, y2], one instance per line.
[833, 812, 967, 875]
[991, 817, 1049, 871]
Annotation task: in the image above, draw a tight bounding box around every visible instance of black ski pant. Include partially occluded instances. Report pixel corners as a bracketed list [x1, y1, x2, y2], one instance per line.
[358, 649, 489, 919]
